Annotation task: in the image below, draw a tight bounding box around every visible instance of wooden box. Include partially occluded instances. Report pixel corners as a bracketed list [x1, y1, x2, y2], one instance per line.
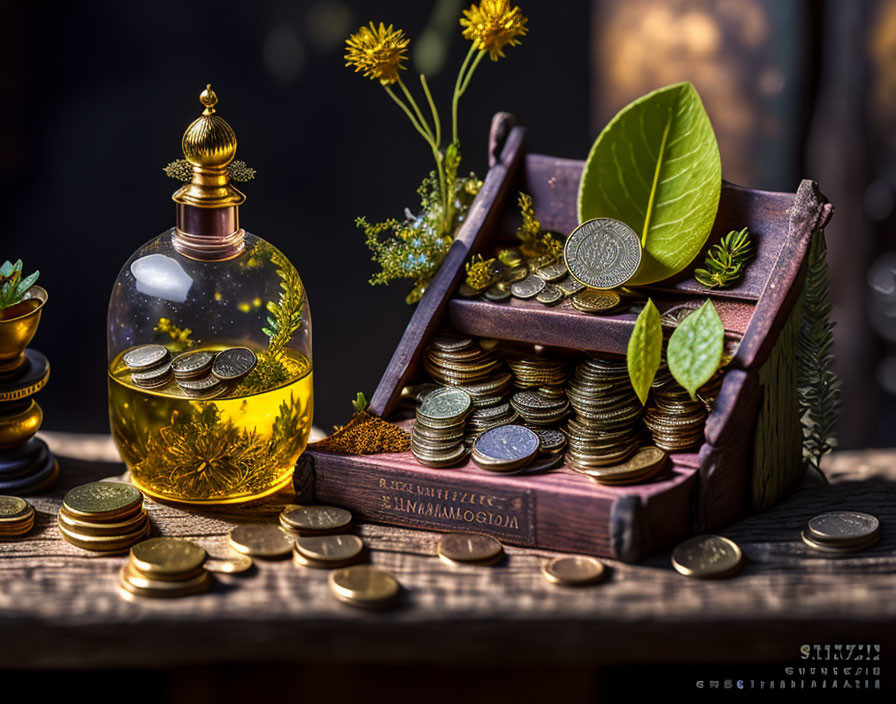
[299, 114, 834, 562]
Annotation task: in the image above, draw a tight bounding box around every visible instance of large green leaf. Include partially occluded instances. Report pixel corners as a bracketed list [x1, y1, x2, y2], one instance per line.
[577, 82, 721, 285]
[627, 298, 662, 405]
[667, 299, 724, 399]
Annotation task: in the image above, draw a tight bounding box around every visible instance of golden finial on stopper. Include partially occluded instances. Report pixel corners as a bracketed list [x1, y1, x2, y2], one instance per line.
[199, 84, 217, 114]
[172, 84, 245, 208]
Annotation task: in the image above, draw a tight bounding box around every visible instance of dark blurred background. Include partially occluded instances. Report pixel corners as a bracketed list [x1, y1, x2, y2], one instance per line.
[1, 0, 894, 449]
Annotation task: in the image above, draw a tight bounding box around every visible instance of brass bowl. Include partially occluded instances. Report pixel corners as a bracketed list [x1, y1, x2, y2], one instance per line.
[0, 286, 47, 374]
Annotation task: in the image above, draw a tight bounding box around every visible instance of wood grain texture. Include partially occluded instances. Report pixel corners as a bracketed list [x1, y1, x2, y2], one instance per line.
[0, 433, 893, 669]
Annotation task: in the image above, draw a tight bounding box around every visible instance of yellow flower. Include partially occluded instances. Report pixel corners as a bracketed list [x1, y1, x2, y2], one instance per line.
[460, 1, 528, 60]
[344, 22, 410, 85]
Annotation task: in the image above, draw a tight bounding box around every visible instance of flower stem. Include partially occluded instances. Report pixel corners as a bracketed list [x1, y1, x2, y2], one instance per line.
[459, 49, 486, 96]
[383, 85, 436, 148]
[398, 77, 435, 145]
[420, 74, 441, 153]
[452, 44, 477, 144]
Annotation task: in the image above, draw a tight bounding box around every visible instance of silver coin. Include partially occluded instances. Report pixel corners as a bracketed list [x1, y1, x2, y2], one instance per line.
[177, 375, 222, 392]
[431, 334, 473, 353]
[535, 284, 564, 306]
[557, 276, 585, 296]
[510, 276, 546, 300]
[533, 427, 567, 453]
[122, 344, 170, 371]
[473, 424, 540, 463]
[535, 259, 568, 282]
[131, 362, 172, 384]
[171, 350, 215, 378]
[807, 512, 880, 543]
[564, 218, 642, 289]
[419, 387, 472, 421]
[212, 347, 258, 381]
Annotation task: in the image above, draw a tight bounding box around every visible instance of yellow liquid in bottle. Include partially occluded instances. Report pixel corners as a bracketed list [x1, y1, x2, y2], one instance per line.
[108, 346, 313, 504]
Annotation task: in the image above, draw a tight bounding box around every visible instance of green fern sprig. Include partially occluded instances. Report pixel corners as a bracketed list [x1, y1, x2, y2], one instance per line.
[797, 228, 840, 474]
[695, 227, 753, 289]
[263, 248, 305, 360]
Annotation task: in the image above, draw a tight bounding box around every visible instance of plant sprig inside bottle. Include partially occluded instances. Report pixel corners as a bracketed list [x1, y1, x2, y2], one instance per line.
[345, 1, 529, 304]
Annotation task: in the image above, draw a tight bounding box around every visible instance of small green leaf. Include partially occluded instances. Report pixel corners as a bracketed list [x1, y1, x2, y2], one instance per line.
[0, 261, 13, 278]
[627, 298, 662, 405]
[351, 392, 368, 412]
[16, 271, 38, 297]
[667, 299, 724, 398]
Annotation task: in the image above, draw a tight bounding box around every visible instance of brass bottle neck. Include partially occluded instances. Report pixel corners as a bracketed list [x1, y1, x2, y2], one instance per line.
[173, 204, 245, 261]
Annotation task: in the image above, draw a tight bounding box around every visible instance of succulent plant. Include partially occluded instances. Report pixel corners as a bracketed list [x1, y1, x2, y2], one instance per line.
[0, 260, 39, 310]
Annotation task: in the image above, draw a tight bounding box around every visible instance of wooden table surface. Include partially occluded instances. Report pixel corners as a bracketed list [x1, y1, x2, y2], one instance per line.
[1, 432, 894, 670]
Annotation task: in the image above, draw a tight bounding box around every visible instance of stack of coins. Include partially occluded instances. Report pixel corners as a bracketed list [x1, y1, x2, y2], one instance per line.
[280, 504, 352, 536]
[570, 445, 668, 486]
[465, 401, 518, 442]
[119, 537, 212, 599]
[438, 532, 504, 566]
[801, 511, 881, 555]
[571, 289, 622, 315]
[123, 344, 173, 390]
[565, 355, 642, 469]
[293, 533, 365, 569]
[672, 535, 743, 579]
[423, 335, 510, 408]
[329, 565, 400, 610]
[171, 350, 214, 384]
[228, 524, 294, 559]
[506, 355, 568, 398]
[0, 496, 35, 537]
[510, 390, 570, 427]
[643, 365, 708, 452]
[57, 482, 150, 553]
[471, 424, 540, 473]
[411, 387, 472, 468]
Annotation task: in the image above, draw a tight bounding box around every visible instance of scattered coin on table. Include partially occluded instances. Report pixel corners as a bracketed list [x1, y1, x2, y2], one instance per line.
[119, 537, 213, 600]
[801, 511, 881, 555]
[204, 553, 254, 574]
[228, 524, 294, 558]
[542, 555, 606, 586]
[329, 565, 400, 609]
[671, 535, 743, 579]
[293, 534, 365, 569]
[0, 496, 35, 538]
[279, 505, 352, 535]
[438, 532, 504, 566]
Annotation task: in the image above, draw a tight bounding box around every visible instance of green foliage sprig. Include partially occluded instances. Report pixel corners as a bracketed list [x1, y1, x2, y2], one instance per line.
[797, 229, 840, 473]
[0, 260, 39, 310]
[351, 392, 369, 413]
[163, 159, 256, 183]
[514, 193, 563, 264]
[695, 227, 754, 289]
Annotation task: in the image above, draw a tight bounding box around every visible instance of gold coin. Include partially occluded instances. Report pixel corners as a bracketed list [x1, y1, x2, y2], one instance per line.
[672, 535, 743, 579]
[292, 548, 363, 570]
[57, 507, 148, 536]
[295, 534, 364, 563]
[130, 537, 207, 577]
[437, 532, 503, 564]
[571, 289, 622, 314]
[800, 529, 879, 555]
[280, 505, 352, 533]
[204, 553, 253, 574]
[58, 520, 150, 552]
[542, 555, 606, 585]
[329, 565, 400, 608]
[62, 482, 143, 521]
[119, 564, 212, 599]
[0, 496, 32, 521]
[228, 524, 295, 558]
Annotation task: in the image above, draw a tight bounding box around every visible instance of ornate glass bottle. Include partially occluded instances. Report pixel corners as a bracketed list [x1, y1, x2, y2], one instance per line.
[107, 86, 312, 504]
